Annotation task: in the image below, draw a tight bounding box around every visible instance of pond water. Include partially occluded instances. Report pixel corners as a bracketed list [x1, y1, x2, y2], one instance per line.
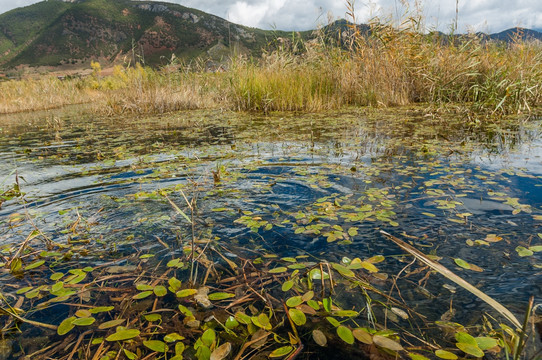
[0, 107, 541, 358]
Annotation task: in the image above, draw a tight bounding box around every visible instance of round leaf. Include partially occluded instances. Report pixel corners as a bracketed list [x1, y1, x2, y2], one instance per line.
[176, 289, 197, 298]
[337, 326, 355, 344]
[72, 317, 96, 326]
[409, 353, 430, 360]
[144, 340, 169, 353]
[201, 329, 216, 347]
[210, 342, 232, 360]
[208, 292, 235, 301]
[435, 349, 458, 359]
[98, 319, 125, 329]
[106, 329, 140, 342]
[373, 335, 403, 351]
[456, 342, 484, 357]
[269, 345, 294, 358]
[289, 308, 307, 326]
[57, 317, 76, 335]
[154, 285, 167, 297]
[286, 296, 303, 307]
[312, 330, 327, 347]
[282, 280, 294, 292]
[164, 333, 185, 342]
[133, 291, 152, 300]
[475, 337, 498, 350]
[353, 328, 373, 344]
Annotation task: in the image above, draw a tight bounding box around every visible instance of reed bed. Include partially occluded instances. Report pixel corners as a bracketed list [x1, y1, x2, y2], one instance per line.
[1, 21, 541, 116]
[0, 76, 101, 113]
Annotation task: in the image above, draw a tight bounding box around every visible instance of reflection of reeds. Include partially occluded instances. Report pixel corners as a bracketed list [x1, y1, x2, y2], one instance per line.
[1, 18, 541, 115]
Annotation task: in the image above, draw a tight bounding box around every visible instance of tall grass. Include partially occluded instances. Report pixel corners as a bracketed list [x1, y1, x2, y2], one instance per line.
[1, 12, 541, 116]
[0, 76, 100, 113]
[100, 64, 219, 115]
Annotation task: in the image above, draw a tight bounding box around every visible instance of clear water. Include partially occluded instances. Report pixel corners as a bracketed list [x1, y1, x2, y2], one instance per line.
[1, 107, 541, 356]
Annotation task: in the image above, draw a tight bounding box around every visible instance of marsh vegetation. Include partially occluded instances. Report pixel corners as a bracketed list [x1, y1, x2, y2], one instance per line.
[1, 5, 542, 360]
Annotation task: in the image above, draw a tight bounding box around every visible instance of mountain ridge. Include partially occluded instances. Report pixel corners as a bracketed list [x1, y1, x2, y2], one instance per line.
[0, 0, 299, 70]
[1, 0, 541, 71]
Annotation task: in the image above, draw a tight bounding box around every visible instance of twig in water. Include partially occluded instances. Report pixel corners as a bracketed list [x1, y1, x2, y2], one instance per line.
[380, 230, 522, 328]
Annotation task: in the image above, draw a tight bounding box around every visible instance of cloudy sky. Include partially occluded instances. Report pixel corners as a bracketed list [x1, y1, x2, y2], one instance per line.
[1, 0, 542, 33]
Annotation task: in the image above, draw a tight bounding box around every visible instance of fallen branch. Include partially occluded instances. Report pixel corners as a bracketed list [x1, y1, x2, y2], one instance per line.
[380, 230, 522, 329]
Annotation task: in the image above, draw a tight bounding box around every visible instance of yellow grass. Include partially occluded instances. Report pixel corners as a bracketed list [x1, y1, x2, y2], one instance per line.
[1, 25, 541, 116]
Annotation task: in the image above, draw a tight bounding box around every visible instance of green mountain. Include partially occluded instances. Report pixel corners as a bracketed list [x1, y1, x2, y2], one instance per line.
[0, 0, 296, 69]
[1, 1, 541, 70]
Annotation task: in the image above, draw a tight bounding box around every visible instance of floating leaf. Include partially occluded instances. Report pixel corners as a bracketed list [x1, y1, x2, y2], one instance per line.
[90, 306, 114, 314]
[456, 342, 484, 357]
[208, 292, 235, 301]
[332, 263, 355, 277]
[435, 349, 458, 359]
[144, 314, 162, 322]
[176, 289, 197, 298]
[25, 260, 45, 270]
[235, 312, 251, 325]
[326, 317, 340, 327]
[269, 267, 287, 273]
[475, 337, 498, 350]
[485, 234, 502, 243]
[225, 316, 239, 329]
[286, 296, 303, 307]
[123, 349, 137, 360]
[269, 345, 293, 358]
[409, 353, 430, 360]
[72, 317, 95, 326]
[353, 328, 373, 344]
[307, 300, 320, 310]
[153, 286, 167, 297]
[201, 329, 216, 347]
[289, 308, 306, 326]
[516, 246, 534, 257]
[50, 272, 64, 281]
[367, 255, 385, 263]
[57, 317, 76, 335]
[133, 291, 152, 300]
[164, 333, 185, 342]
[312, 330, 327, 346]
[309, 268, 329, 280]
[210, 342, 232, 360]
[168, 277, 182, 291]
[373, 335, 403, 351]
[16, 286, 33, 295]
[98, 319, 125, 329]
[333, 310, 358, 317]
[106, 329, 140, 342]
[337, 326, 354, 344]
[391, 307, 409, 320]
[454, 258, 470, 270]
[360, 261, 379, 273]
[323, 297, 332, 312]
[136, 284, 153, 291]
[144, 340, 168, 353]
[282, 280, 294, 292]
[75, 309, 92, 318]
[455, 332, 477, 346]
[167, 259, 184, 268]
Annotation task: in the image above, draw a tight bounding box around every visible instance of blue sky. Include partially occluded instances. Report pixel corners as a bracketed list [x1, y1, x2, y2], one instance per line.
[1, 0, 541, 33]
